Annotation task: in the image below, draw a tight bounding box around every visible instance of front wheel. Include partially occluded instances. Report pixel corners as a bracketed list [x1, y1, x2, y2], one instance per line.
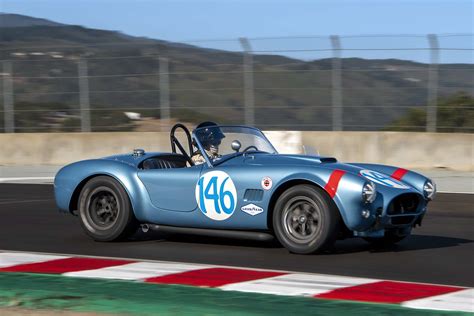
[273, 185, 340, 254]
[78, 176, 138, 241]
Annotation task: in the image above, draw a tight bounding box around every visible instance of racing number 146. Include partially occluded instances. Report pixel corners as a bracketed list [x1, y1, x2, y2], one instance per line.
[197, 176, 235, 214]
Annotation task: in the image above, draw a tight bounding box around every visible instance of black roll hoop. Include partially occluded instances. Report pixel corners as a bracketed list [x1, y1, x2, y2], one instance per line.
[170, 123, 194, 165]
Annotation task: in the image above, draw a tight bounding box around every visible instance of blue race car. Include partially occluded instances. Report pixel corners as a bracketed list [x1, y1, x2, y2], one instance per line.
[54, 122, 436, 254]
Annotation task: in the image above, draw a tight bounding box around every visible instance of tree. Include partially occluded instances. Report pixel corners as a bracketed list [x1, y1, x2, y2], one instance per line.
[388, 92, 474, 133]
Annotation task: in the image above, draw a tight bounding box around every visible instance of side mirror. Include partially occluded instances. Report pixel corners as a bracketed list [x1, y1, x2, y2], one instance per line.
[231, 140, 242, 152]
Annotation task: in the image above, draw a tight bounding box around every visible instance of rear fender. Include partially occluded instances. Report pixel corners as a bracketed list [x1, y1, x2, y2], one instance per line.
[54, 160, 149, 221]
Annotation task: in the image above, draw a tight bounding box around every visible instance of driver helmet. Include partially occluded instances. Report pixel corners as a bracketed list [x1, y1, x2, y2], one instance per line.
[194, 122, 225, 154]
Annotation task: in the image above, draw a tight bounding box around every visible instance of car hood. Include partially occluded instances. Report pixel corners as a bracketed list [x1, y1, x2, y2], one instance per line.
[245, 153, 423, 194]
[245, 153, 338, 165]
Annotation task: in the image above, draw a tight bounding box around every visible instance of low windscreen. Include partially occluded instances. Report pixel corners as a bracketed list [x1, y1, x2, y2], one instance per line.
[194, 126, 277, 161]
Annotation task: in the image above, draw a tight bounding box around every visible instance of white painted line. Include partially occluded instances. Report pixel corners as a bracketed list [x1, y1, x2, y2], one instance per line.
[63, 261, 209, 281]
[0, 252, 66, 268]
[0, 199, 53, 205]
[220, 273, 376, 296]
[438, 191, 474, 195]
[402, 288, 474, 313]
[0, 177, 54, 183]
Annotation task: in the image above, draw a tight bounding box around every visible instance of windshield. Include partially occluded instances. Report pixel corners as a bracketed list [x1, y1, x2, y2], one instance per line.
[193, 126, 277, 163]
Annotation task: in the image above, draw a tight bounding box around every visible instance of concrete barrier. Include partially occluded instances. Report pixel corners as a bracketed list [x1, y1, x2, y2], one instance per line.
[301, 132, 473, 171]
[0, 131, 472, 171]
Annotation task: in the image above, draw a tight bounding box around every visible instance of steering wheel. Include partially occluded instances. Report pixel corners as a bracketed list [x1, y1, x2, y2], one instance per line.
[242, 145, 258, 152]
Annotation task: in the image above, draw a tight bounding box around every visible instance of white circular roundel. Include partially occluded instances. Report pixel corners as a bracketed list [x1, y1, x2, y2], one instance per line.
[195, 170, 237, 221]
[261, 176, 273, 190]
[360, 169, 409, 189]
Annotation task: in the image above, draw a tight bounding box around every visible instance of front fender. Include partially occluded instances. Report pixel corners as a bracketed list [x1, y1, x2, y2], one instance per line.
[271, 169, 375, 232]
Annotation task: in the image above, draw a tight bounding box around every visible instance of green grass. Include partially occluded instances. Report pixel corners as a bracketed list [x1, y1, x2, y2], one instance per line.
[0, 272, 469, 316]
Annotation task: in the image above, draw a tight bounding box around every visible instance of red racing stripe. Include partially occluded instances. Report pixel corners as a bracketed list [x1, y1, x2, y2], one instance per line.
[145, 267, 286, 287]
[0, 257, 134, 274]
[315, 280, 463, 304]
[324, 169, 346, 198]
[391, 168, 408, 181]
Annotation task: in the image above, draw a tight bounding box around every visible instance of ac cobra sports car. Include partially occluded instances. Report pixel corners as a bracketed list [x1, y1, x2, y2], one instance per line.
[54, 123, 436, 254]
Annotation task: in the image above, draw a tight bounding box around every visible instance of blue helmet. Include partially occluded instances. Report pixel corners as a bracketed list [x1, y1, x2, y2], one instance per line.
[194, 122, 225, 148]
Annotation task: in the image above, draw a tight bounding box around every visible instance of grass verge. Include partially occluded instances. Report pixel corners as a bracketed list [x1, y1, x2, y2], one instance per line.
[0, 272, 468, 315]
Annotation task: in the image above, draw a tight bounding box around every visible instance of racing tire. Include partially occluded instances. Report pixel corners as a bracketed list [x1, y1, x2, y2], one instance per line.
[363, 231, 408, 246]
[273, 184, 340, 254]
[78, 176, 139, 242]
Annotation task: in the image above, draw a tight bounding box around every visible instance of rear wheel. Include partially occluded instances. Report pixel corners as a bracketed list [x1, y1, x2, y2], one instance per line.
[78, 176, 138, 241]
[273, 185, 340, 254]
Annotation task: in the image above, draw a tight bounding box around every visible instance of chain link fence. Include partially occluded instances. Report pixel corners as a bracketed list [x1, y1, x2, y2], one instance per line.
[0, 33, 473, 133]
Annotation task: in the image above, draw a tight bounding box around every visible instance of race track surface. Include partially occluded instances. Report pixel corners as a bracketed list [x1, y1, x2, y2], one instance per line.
[0, 184, 472, 287]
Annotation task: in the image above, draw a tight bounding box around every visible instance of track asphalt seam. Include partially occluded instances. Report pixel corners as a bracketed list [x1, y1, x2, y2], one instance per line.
[0, 251, 472, 313]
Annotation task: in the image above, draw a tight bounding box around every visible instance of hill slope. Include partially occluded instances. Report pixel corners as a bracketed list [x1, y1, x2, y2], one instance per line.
[0, 13, 64, 27]
[0, 14, 472, 131]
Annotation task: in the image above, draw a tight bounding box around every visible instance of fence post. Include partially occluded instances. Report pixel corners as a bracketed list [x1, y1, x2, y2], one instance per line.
[239, 37, 255, 126]
[159, 57, 170, 131]
[77, 59, 91, 132]
[427, 34, 439, 133]
[330, 35, 343, 131]
[2, 60, 14, 133]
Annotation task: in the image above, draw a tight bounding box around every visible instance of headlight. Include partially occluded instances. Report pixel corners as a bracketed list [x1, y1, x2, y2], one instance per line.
[362, 182, 376, 203]
[423, 180, 436, 200]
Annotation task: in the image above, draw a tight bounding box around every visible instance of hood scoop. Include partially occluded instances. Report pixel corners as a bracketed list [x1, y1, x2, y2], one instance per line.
[289, 155, 338, 163]
[320, 157, 337, 163]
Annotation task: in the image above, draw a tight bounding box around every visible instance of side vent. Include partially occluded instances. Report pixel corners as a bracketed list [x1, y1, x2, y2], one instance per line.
[244, 189, 264, 202]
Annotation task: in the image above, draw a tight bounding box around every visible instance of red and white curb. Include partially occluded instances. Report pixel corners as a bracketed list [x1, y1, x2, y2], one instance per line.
[0, 251, 472, 313]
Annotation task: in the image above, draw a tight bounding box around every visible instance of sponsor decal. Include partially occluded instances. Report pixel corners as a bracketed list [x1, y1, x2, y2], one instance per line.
[261, 176, 273, 190]
[360, 169, 409, 189]
[241, 203, 264, 216]
[195, 171, 237, 221]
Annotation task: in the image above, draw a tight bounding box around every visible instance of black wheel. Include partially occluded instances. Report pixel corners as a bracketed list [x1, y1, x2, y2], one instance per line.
[273, 185, 340, 254]
[78, 176, 138, 241]
[363, 230, 408, 246]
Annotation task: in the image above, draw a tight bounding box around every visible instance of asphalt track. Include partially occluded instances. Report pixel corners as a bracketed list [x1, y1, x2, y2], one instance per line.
[0, 184, 472, 287]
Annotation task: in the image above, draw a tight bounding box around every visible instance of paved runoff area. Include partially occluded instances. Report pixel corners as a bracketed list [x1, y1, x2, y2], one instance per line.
[0, 251, 472, 314]
[0, 165, 472, 193]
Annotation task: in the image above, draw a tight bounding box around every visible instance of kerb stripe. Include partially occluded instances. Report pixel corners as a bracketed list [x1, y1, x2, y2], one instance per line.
[315, 281, 464, 304]
[145, 267, 286, 287]
[0, 257, 134, 274]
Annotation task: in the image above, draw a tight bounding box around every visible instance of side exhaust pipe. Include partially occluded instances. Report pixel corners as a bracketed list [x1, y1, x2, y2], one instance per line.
[141, 224, 150, 233]
[143, 224, 274, 242]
